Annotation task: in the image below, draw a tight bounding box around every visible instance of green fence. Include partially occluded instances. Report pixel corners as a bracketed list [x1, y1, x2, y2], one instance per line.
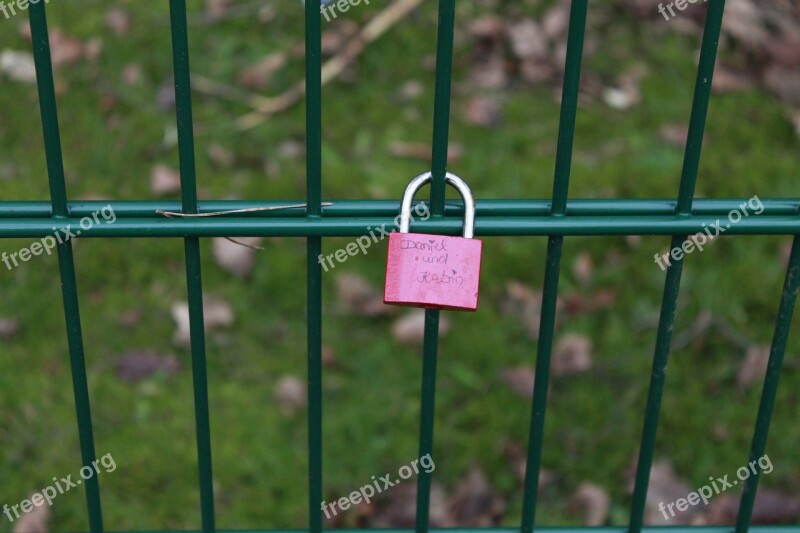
[3, 0, 798, 531]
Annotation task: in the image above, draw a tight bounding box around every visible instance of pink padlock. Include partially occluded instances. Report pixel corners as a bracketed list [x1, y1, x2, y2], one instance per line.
[384, 172, 482, 311]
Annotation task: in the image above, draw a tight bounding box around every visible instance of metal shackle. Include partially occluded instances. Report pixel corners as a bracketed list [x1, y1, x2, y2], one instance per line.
[398, 172, 476, 239]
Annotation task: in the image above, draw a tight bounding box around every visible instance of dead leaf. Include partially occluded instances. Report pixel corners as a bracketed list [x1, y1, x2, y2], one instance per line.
[150, 164, 181, 196]
[565, 289, 618, 316]
[118, 309, 142, 330]
[171, 298, 234, 348]
[105, 7, 131, 36]
[115, 351, 180, 384]
[205, 0, 233, 20]
[763, 65, 800, 106]
[48, 29, 87, 67]
[737, 345, 770, 390]
[449, 468, 506, 526]
[468, 16, 506, 41]
[391, 311, 450, 346]
[659, 124, 691, 148]
[571, 483, 610, 526]
[504, 442, 554, 489]
[698, 488, 800, 525]
[0, 317, 21, 339]
[12, 499, 49, 533]
[274, 375, 306, 415]
[397, 80, 424, 102]
[572, 252, 593, 286]
[501, 366, 535, 399]
[552, 333, 592, 377]
[388, 142, 463, 164]
[507, 20, 549, 62]
[501, 280, 562, 340]
[212, 237, 262, 279]
[335, 273, 393, 318]
[371, 482, 453, 527]
[712, 63, 755, 93]
[626, 458, 695, 525]
[462, 96, 503, 127]
[206, 143, 235, 168]
[122, 63, 142, 86]
[542, 1, 570, 40]
[237, 51, 287, 90]
[0, 50, 36, 83]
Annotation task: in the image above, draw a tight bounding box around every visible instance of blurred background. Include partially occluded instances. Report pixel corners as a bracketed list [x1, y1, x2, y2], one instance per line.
[0, 0, 799, 530]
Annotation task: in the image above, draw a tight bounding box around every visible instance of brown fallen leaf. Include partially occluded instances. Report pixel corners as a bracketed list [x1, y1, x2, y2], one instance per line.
[462, 96, 503, 127]
[552, 333, 592, 377]
[504, 441, 555, 489]
[12, 498, 49, 533]
[391, 311, 450, 346]
[105, 7, 131, 36]
[237, 51, 287, 90]
[712, 63, 755, 93]
[115, 350, 180, 384]
[763, 65, 800, 107]
[571, 482, 610, 526]
[501, 280, 562, 341]
[274, 375, 306, 415]
[737, 345, 770, 390]
[171, 298, 235, 348]
[387, 141, 463, 164]
[572, 252, 594, 287]
[697, 488, 800, 525]
[501, 366, 535, 400]
[449, 468, 506, 526]
[507, 19, 549, 62]
[48, 29, 87, 68]
[396, 80, 424, 102]
[0, 317, 21, 339]
[150, 164, 181, 196]
[370, 482, 453, 527]
[205, 0, 233, 20]
[626, 458, 695, 525]
[118, 309, 142, 330]
[564, 289, 618, 316]
[212, 237, 262, 279]
[0, 50, 36, 83]
[335, 273, 394, 318]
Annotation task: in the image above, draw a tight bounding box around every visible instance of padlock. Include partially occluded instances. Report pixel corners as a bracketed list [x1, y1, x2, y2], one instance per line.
[384, 172, 482, 311]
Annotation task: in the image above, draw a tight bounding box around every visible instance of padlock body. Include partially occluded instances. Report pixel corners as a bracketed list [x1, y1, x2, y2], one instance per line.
[384, 232, 482, 311]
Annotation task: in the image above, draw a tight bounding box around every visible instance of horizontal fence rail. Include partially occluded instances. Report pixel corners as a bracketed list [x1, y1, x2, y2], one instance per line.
[4, 0, 795, 531]
[0, 203, 799, 237]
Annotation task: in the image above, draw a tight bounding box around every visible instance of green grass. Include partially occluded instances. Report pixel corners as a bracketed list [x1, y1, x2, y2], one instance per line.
[0, 0, 799, 530]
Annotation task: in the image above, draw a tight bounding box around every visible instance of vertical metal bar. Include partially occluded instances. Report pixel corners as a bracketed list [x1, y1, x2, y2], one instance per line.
[428, 0, 455, 216]
[416, 2, 455, 531]
[520, 2, 587, 532]
[28, 4, 104, 532]
[168, 2, 215, 531]
[676, 0, 727, 215]
[628, 238, 686, 531]
[735, 236, 800, 532]
[305, 0, 323, 530]
[629, 2, 725, 531]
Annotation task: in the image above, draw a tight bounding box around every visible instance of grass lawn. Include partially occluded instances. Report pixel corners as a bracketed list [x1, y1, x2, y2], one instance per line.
[0, 0, 798, 529]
